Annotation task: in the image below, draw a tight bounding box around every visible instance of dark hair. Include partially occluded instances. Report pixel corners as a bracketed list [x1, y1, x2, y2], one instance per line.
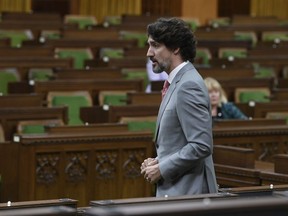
[147, 17, 196, 63]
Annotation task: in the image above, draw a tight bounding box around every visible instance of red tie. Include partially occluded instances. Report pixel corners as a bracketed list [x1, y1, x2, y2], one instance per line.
[161, 80, 170, 99]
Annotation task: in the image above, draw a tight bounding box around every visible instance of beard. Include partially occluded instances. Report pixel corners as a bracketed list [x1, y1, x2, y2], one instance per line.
[151, 60, 168, 74]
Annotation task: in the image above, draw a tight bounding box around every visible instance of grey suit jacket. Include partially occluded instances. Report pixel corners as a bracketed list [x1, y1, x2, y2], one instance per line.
[154, 62, 218, 197]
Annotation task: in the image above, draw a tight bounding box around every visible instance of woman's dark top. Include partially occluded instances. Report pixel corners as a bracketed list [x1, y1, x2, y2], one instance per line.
[213, 102, 248, 121]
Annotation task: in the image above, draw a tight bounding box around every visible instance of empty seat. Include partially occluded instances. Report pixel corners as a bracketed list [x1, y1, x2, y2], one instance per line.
[54, 48, 94, 69]
[17, 119, 64, 134]
[28, 68, 54, 81]
[235, 87, 271, 103]
[120, 31, 147, 48]
[218, 47, 247, 59]
[99, 47, 124, 60]
[120, 116, 157, 134]
[262, 31, 288, 42]
[0, 69, 20, 95]
[0, 29, 33, 47]
[64, 15, 97, 29]
[47, 91, 93, 125]
[195, 48, 212, 65]
[266, 112, 288, 124]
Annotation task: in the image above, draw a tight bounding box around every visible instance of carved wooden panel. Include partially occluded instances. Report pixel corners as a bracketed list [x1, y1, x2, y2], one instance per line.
[36, 153, 60, 184]
[213, 126, 288, 162]
[17, 131, 153, 206]
[65, 151, 88, 182]
[35, 152, 62, 200]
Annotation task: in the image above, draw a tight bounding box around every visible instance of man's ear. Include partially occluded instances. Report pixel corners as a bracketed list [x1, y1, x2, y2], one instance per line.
[173, 48, 180, 55]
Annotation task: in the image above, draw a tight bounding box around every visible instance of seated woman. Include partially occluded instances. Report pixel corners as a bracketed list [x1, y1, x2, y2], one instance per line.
[204, 77, 248, 121]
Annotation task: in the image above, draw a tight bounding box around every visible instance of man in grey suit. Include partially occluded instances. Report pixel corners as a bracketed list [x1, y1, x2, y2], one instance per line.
[140, 17, 218, 197]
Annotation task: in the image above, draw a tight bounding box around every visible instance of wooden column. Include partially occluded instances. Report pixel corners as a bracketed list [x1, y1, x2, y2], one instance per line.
[181, 0, 217, 25]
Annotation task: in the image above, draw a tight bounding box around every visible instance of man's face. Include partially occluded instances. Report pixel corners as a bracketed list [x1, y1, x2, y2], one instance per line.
[146, 36, 173, 74]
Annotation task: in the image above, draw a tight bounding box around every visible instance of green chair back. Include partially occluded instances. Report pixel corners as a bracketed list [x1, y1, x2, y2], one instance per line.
[209, 17, 231, 28]
[99, 91, 128, 106]
[234, 31, 258, 47]
[0, 30, 33, 47]
[100, 48, 124, 59]
[0, 71, 19, 95]
[51, 95, 91, 125]
[56, 49, 93, 69]
[65, 16, 97, 29]
[196, 49, 211, 66]
[103, 94, 127, 106]
[254, 67, 275, 78]
[28, 68, 54, 81]
[123, 68, 149, 90]
[183, 18, 199, 31]
[103, 16, 122, 26]
[239, 91, 270, 103]
[121, 31, 147, 48]
[262, 32, 288, 42]
[18, 119, 63, 134]
[127, 121, 156, 134]
[220, 49, 247, 59]
[266, 112, 288, 124]
[120, 116, 157, 135]
[278, 20, 288, 26]
[21, 124, 46, 134]
[40, 30, 61, 40]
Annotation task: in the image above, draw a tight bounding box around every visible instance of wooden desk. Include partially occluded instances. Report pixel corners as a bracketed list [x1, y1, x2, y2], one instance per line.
[126, 92, 161, 105]
[54, 68, 123, 80]
[0, 94, 43, 108]
[0, 47, 54, 57]
[271, 89, 288, 101]
[213, 124, 288, 162]
[39, 38, 138, 49]
[62, 29, 120, 40]
[0, 198, 77, 210]
[90, 193, 230, 207]
[86, 57, 147, 69]
[0, 57, 73, 69]
[252, 101, 288, 118]
[0, 106, 68, 141]
[85, 194, 288, 216]
[213, 118, 287, 128]
[0, 206, 76, 216]
[32, 79, 144, 102]
[45, 123, 129, 134]
[5, 130, 154, 206]
[80, 105, 159, 124]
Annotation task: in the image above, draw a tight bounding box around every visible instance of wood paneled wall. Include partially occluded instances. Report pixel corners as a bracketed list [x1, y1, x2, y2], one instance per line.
[0, 0, 31, 12]
[77, 0, 141, 23]
[1, 0, 288, 23]
[218, 0, 250, 17]
[141, 0, 181, 17]
[251, 0, 288, 19]
[181, 0, 217, 25]
[32, 0, 71, 16]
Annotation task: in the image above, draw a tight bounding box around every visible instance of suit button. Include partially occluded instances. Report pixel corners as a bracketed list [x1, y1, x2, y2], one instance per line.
[156, 144, 159, 149]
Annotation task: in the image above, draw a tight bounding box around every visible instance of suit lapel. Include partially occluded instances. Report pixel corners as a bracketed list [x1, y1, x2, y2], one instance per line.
[154, 63, 194, 142]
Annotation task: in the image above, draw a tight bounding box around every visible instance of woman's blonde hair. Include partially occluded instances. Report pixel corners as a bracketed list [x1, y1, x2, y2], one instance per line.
[204, 77, 228, 106]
